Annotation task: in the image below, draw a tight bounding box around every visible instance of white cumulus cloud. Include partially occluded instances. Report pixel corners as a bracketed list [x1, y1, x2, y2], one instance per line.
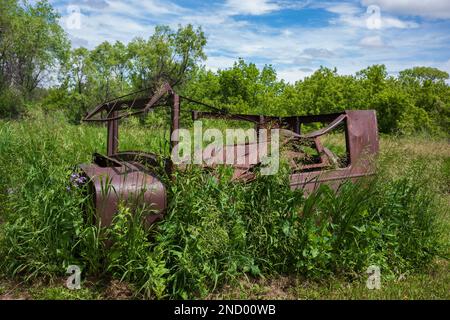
[225, 0, 280, 15]
[360, 35, 385, 47]
[361, 0, 450, 19]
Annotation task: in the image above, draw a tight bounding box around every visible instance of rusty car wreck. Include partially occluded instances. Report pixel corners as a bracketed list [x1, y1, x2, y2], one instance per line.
[77, 82, 379, 227]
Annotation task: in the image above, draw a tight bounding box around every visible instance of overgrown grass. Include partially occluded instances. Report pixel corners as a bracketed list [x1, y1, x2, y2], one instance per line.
[0, 111, 448, 299]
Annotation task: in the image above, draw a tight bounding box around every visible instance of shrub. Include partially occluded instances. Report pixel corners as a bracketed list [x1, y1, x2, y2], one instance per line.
[0, 115, 444, 298]
[0, 88, 24, 118]
[136, 162, 442, 298]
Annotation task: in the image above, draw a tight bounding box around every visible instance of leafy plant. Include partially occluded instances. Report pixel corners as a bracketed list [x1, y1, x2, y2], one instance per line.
[0, 113, 446, 299]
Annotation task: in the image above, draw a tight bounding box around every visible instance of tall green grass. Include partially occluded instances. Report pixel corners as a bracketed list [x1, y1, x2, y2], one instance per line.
[0, 111, 447, 298]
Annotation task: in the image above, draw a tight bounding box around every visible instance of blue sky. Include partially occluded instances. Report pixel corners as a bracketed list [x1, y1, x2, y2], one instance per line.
[49, 0, 450, 82]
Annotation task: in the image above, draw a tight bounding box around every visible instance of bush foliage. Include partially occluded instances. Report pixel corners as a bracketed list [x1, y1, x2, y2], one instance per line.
[0, 1, 449, 135]
[0, 115, 445, 298]
[0, 0, 448, 299]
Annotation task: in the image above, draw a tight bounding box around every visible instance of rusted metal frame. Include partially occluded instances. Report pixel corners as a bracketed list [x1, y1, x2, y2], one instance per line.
[170, 93, 180, 152]
[84, 103, 167, 122]
[180, 95, 231, 115]
[289, 171, 374, 188]
[192, 111, 345, 125]
[96, 97, 167, 118]
[322, 147, 339, 166]
[191, 110, 349, 171]
[111, 151, 159, 161]
[169, 92, 180, 175]
[343, 116, 352, 167]
[289, 110, 379, 192]
[279, 117, 298, 134]
[192, 110, 264, 124]
[278, 115, 347, 140]
[256, 115, 265, 140]
[110, 97, 164, 111]
[77, 79, 380, 227]
[294, 117, 301, 134]
[105, 99, 121, 121]
[107, 111, 119, 156]
[129, 93, 139, 111]
[183, 96, 268, 125]
[143, 82, 173, 114]
[280, 114, 348, 171]
[93, 152, 135, 172]
[110, 151, 171, 173]
[103, 84, 176, 160]
[84, 83, 173, 122]
[300, 137, 331, 171]
[344, 110, 379, 168]
[284, 112, 345, 125]
[191, 110, 346, 131]
[79, 162, 167, 227]
[84, 87, 151, 121]
[299, 114, 347, 139]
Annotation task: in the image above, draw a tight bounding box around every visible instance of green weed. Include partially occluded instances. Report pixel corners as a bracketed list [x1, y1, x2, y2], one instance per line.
[0, 112, 447, 299]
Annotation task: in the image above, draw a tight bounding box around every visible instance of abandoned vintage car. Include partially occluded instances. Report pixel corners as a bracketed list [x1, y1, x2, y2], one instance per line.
[76, 82, 379, 227]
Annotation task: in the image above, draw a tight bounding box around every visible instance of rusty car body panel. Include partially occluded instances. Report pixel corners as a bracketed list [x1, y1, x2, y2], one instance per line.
[78, 83, 379, 227]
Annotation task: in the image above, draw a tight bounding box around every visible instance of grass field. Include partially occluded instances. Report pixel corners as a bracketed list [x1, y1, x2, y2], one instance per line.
[0, 111, 448, 300]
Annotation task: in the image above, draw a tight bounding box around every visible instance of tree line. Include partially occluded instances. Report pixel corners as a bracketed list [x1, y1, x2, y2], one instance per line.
[1, 0, 449, 135]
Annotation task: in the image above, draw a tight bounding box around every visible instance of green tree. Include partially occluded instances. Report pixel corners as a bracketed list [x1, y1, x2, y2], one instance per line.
[65, 47, 91, 95]
[370, 84, 415, 133]
[399, 66, 449, 86]
[215, 59, 284, 113]
[127, 24, 206, 90]
[399, 67, 450, 134]
[2, 0, 69, 96]
[53, 24, 206, 122]
[356, 64, 388, 96]
[110, 41, 129, 93]
[283, 67, 359, 116]
[90, 41, 115, 101]
[0, 0, 20, 91]
[43, 47, 92, 122]
[0, 0, 69, 116]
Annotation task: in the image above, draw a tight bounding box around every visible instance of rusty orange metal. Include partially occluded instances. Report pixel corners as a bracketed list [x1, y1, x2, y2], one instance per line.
[77, 83, 379, 227]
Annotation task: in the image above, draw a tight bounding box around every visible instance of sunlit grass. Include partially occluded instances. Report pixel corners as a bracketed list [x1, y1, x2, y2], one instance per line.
[0, 111, 448, 300]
